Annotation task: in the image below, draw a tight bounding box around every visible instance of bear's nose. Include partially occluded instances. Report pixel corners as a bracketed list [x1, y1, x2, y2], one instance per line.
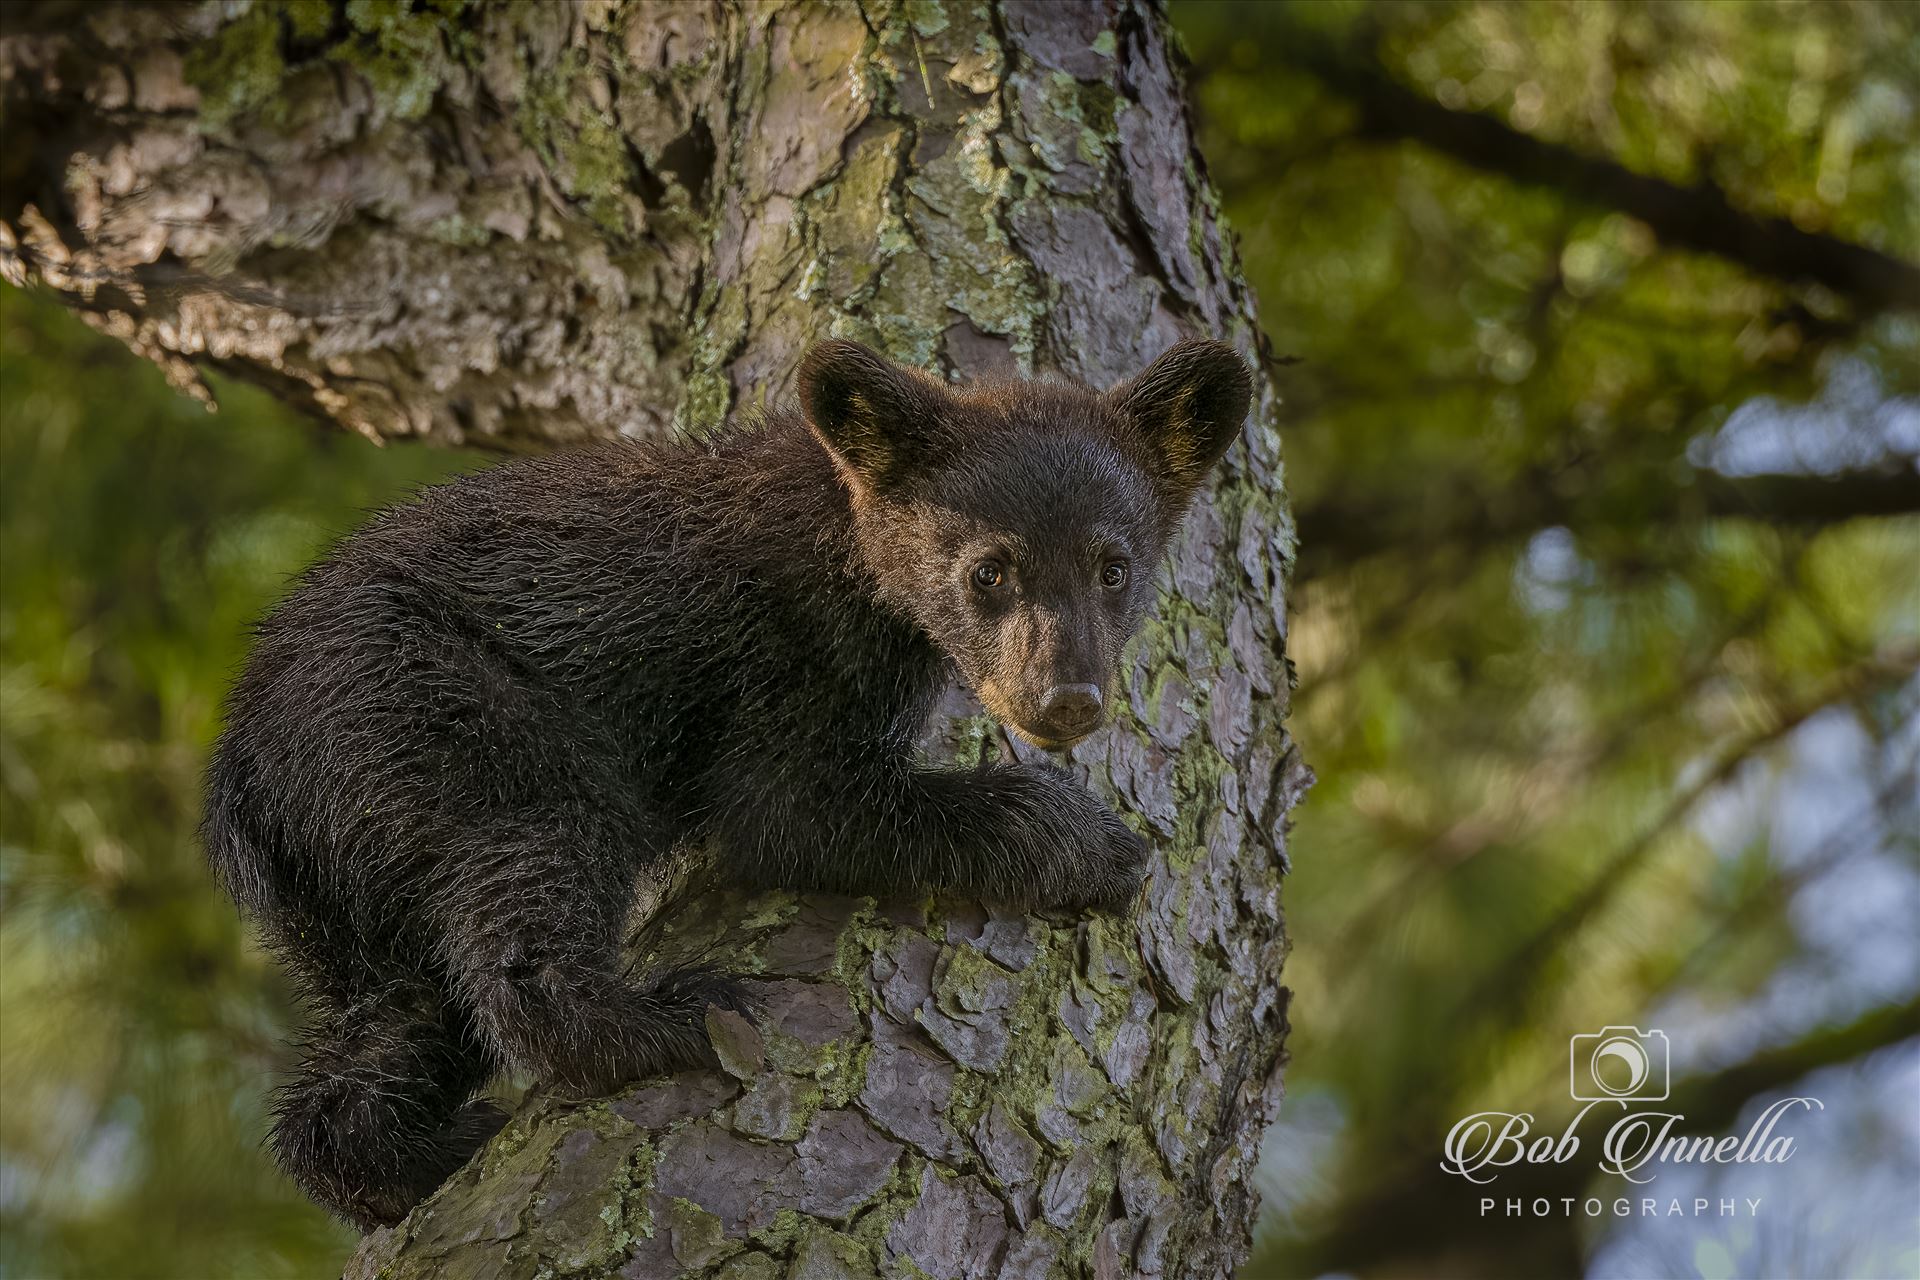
[1039, 683, 1103, 736]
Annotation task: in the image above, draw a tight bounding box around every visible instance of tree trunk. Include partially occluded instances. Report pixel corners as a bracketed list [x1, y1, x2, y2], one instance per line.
[1, 2, 1305, 1276]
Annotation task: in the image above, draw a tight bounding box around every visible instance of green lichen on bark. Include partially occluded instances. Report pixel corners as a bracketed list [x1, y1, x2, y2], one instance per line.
[335, 0, 473, 121]
[182, 0, 468, 129]
[180, 2, 307, 127]
[515, 49, 644, 238]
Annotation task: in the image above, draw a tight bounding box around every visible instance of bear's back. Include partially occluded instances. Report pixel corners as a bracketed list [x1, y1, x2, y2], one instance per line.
[201, 421, 929, 943]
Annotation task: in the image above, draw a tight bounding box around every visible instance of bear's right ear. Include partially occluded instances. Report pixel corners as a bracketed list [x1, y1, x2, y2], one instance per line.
[799, 340, 949, 493]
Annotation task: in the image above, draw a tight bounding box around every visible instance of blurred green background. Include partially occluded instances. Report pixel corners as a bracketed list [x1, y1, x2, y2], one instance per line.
[2, 2, 1916, 1277]
[0, 295, 478, 1276]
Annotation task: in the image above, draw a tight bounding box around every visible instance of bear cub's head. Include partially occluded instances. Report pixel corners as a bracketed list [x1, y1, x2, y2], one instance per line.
[799, 338, 1253, 749]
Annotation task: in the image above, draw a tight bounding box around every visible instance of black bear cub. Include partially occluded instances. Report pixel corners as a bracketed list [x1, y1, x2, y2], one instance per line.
[202, 338, 1252, 1230]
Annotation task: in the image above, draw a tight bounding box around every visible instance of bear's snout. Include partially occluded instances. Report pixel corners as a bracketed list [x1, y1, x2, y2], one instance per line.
[1036, 682, 1103, 741]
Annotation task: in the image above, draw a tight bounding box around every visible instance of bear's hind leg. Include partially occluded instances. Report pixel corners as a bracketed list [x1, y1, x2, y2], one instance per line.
[434, 835, 750, 1093]
[269, 987, 502, 1232]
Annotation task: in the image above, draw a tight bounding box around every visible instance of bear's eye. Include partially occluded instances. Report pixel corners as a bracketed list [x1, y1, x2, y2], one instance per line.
[971, 561, 1006, 591]
[1101, 560, 1130, 591]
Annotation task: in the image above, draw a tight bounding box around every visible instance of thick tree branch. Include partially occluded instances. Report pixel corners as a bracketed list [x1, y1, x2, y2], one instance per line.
[1297, 465, 1920, 574]
[1693, 468, 1920, 523]
[1246, 25, 1920, 314]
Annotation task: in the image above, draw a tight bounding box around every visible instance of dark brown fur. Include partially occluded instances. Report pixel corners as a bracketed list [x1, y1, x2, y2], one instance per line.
[201, 339, 1251, 1229]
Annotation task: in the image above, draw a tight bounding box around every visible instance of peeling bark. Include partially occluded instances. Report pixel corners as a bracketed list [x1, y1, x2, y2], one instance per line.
[1, 2, 1304, 1276]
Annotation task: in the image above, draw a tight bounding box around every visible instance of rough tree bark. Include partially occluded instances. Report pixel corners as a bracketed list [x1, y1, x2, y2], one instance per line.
[1, 3, 1306, 1277]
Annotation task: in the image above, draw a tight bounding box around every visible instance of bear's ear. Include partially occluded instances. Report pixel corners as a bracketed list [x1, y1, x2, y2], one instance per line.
[799, 340, 950, 492]
[1107, 340, 1252, 495]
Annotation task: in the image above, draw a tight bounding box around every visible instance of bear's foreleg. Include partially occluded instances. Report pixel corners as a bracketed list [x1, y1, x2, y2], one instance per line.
[714, 753, 1149, 909]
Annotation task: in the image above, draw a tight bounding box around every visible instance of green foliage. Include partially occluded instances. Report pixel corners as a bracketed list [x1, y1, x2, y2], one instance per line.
[1177, 0, 1919, 1274]
[0, 292, 475, 1278]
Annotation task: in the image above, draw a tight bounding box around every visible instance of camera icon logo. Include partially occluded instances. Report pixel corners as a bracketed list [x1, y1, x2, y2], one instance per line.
[1570, 1026, 1670, 1102]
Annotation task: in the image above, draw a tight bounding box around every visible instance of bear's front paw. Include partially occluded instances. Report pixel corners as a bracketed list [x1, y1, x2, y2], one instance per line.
[1073, 809, 1150, 909]
[1004, 762, 1149, 910]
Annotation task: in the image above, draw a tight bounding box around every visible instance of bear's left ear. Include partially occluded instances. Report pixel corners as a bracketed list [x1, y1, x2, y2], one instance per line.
[799, 339, 951, 493]
[1107, 340, 1252, 496]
